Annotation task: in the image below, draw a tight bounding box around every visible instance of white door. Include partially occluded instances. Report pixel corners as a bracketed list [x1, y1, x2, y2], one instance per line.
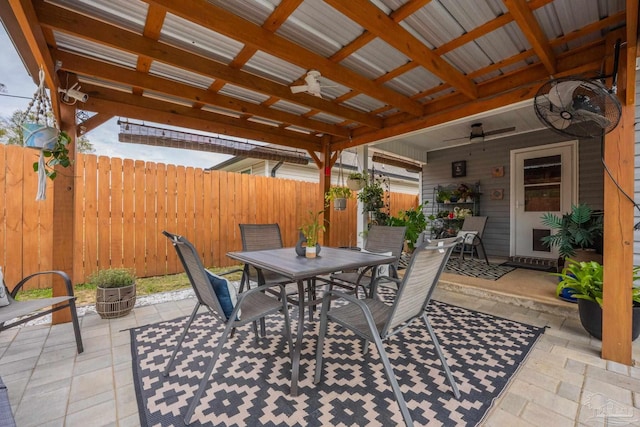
[510, 141, 577, 258]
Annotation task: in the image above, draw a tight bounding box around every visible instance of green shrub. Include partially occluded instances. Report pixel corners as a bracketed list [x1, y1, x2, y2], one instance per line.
[87, 268, 136, 288]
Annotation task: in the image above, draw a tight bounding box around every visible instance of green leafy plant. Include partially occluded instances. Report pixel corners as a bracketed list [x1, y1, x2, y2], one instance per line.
[554, 259, 640, 306]
[357, 179, 384, 212]
[436, 189, 452, 203]
[87, 268, 136, 289]
[540, 204, 603, 258]
[32, 130, 72, 180]
[300, 210, 326, 247]
[324, 186, 352, 202]
[386, 203, 428, 251]
[348, 171, 366, 180]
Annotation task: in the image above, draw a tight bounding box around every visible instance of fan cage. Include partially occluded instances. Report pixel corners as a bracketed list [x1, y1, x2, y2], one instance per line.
[533, 77, 621, 139]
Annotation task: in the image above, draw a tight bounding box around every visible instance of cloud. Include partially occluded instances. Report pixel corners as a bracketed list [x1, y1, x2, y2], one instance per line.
[0, 27, 233, 169]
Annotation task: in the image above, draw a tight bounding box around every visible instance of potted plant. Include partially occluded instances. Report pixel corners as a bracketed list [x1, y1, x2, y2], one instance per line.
[357, 179, 384, 212]
[555, 259, 640, 340]
[300, 210, 326, 258]
[347, 172, 366, 191]
[540, 204, 603, 261]
[325, 186, 352, 211]
[386, 203, 428, 252]
[88, 268, 137, 319]
[436, 189, 452, 204]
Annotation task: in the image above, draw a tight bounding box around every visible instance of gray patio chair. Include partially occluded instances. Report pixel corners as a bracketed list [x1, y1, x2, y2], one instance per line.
[329, 225, 406, 297]
[0, 270, 83, 354]
[457, 215, 489, 264]
[162, 231, 293, 425]
[315, 237, 461, 427]
[239, 223, 294, 292]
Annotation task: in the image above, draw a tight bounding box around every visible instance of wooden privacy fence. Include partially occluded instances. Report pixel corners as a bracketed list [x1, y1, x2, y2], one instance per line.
[0, 145, 418, 289]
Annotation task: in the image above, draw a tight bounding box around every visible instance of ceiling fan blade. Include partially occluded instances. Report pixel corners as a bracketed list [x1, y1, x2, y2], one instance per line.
[484, 126, 516, 137]
[442, 135, 468, 143]
[290, 85, 309, 94]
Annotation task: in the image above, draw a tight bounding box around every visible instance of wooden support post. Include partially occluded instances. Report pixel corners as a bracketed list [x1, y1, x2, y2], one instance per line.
[51, 101, 77, 324]
[601, 34, 636, 364]
[320, 136, 332, 246]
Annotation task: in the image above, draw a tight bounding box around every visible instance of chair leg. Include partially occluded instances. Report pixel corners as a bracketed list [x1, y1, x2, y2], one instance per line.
[184, 319, 236, 425]
[421, 313, 460, 399]
[477, 239, 489, 265]
[368, 326, 413, 426]
[68, 299, 84, 354]
[313, 295, 332, 384]
[164, 303, 201, 377]
[281, 294, 293, 361]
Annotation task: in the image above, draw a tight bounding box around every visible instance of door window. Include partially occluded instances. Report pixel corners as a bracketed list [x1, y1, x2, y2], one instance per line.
[523, 155, 561, 212]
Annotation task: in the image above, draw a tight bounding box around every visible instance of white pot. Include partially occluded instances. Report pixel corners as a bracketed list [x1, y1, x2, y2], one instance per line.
[306, 245, 317, 258]
[347, 178, 365, 191]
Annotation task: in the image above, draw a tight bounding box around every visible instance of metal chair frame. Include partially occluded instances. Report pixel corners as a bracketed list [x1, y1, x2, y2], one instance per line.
[315, 237, 461, 427]
[162, 231, 293, 425]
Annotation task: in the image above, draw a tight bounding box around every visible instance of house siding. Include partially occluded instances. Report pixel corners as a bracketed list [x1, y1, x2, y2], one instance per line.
[422, 128, 603, 257]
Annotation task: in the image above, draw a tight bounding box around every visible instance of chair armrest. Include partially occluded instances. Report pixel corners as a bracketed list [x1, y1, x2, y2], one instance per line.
[10, 271, 73, 299]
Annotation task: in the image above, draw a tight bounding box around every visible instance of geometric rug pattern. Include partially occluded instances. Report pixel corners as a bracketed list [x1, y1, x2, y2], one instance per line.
[131, 288, 544, 426]
[444, 258, 516, 281]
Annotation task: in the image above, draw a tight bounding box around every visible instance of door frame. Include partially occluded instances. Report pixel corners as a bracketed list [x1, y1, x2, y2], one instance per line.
[509, 140, 579, 257]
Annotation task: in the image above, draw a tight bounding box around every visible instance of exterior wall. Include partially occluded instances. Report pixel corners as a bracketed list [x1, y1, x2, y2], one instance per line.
[221, 158, 420, 194]
[422, 128, 604, 257]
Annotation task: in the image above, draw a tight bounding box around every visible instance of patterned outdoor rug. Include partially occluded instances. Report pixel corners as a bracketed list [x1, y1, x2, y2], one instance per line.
[130, 288, 544, 426]
[444, 258, 516, 281]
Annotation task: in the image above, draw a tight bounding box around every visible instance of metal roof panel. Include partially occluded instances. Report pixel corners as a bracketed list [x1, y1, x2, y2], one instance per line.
[384, 67, 443, 97]
[343, 38, 410, 79]
[160, 13, 244, 64]
[218, 84, 271, 104]
[270, 100, 312, 116]
[276, 0, 363, 57]
[243, 51, 308, 85]
[342, 94, 386, 113]
[49, 0, 148, 34]
[206, 0, 279, 26]
[54, 32, 138, 69]
[148, 62, 214, 90]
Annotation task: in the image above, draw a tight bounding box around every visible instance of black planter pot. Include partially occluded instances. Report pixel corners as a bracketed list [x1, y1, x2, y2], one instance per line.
[577, 299, 640, 341]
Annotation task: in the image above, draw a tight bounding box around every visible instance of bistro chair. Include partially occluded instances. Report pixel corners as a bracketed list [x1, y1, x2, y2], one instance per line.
[239, 223, 293, 292]
[315, 237, 461, 427]
[457, 216, 489, 264]
[162, 231, 293, 425]
[329, 225, 406, 297]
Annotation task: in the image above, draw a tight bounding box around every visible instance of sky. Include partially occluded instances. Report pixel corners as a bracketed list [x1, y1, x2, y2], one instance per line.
[0, 26, 234, 169]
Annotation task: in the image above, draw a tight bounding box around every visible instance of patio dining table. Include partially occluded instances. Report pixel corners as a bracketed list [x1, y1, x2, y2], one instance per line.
[226, 246, 396, 396]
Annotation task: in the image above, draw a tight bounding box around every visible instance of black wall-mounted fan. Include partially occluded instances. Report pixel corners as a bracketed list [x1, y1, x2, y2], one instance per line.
[533, 78, 621, 138]
[534, 40, 622, 138]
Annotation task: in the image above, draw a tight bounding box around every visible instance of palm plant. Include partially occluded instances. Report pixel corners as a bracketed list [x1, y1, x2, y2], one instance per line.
[540, 204, 603, 258]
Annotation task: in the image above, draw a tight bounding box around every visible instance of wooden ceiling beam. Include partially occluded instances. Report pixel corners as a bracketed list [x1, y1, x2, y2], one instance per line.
[78, 113, 112, 135]
[143, 0, 424, 116]
[503, 0, 556, 75]
[6, 0, 60, 117]
[133, 4, 166, 96]
[81, 85, 323, 151]
[36, 1, 382, 129]
[326, 0, 478, 100]
[53, 50, 350, 137]
[337, 41, 606, 150]
[550, 11, 626, 48]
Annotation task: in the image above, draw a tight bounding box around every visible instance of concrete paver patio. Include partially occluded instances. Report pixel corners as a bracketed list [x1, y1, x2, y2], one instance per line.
[1, 269, 640, 426]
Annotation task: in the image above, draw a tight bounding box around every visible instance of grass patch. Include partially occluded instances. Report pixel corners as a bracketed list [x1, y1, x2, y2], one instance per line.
[16, 266, 244, 306]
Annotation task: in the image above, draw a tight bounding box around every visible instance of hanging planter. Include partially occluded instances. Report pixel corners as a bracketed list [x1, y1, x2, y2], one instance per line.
[19, 67, 73, 200]
[325, 186, 352, 211]
[347, 172, 366, 191]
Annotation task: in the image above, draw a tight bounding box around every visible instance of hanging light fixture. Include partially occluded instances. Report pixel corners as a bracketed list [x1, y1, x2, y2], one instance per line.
[469, 123, 485, 143]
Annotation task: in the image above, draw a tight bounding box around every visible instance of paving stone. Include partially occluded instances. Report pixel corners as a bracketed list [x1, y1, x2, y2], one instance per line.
[69, 366, 114, 403]
[509, 379, 579, 416]
[551, 346, 607, 369]
[483, 408, 537, 427]
[116, 383, 139, 419]
[557, 381, 582, 402]
[67, 390, 115, 415]
[493, 392, 527, 416]
[14, 386, 68, 427]
[585, 364, 640, 392]
[582, 377, 634, 406]
[521, 401, 574, 427]
[64, 400, 117, 427]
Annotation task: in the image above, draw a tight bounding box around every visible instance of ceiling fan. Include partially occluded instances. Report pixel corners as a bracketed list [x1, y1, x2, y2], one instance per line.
[290, 70, 324, 98]
[444, 123, 516, 143]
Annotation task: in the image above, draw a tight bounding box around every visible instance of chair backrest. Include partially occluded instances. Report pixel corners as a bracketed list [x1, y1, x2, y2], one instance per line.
[163, 231, 226, 319]
[460, 216, 488, 238]
[383, 237, 459, 336]
[240, 224, 284, 251]
[364, 225, 407, 266]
